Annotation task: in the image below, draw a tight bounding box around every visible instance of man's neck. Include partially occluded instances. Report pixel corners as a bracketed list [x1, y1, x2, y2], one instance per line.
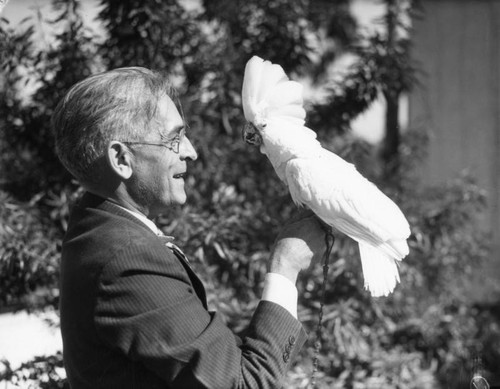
[84, 187, 162, 235]
[85, 184, 150, 219]
[112, 203, 162, 235]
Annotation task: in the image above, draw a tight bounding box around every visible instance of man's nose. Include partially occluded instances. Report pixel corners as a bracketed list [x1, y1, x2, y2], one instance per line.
[180, 137, 198, 161]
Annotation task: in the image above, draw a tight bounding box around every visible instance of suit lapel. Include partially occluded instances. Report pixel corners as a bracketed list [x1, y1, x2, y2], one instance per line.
[164, 242, 208, 310]
[81, 192, 209, 310]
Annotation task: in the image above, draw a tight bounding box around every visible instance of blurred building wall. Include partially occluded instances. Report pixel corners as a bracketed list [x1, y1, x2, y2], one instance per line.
[409, 0, 500, 269]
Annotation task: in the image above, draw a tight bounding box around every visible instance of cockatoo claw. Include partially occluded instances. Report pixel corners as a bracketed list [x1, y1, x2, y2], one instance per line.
[243, 122, 263, 146]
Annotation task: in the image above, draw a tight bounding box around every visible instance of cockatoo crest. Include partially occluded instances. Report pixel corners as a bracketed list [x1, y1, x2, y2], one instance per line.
[241, 55, 411, 297]
[0, 0, 10, 14]
[242, 56, 306, 128]
[242, 56, 320, 180]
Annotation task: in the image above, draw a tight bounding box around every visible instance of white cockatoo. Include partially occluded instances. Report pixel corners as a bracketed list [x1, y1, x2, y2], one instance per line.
[241, 56, 410, 297]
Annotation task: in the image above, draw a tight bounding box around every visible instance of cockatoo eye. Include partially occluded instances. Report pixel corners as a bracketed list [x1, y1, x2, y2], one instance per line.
[242, 122, 263, 146]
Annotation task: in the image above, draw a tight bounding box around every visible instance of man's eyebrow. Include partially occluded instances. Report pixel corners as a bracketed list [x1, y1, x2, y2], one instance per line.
[161, 125, 185, 139]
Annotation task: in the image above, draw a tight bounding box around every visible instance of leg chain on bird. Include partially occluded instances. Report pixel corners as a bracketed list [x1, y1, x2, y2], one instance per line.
[310, 228, 335, 389]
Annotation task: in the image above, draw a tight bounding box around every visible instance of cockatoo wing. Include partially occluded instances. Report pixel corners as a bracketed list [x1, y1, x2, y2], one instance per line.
[242, 56, 305, 127]
[284, 152, 410, 259]
[284, 154, 408, 296]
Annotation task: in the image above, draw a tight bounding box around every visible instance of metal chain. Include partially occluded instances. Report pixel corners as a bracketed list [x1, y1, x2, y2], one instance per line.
[310, 228, 335, 389]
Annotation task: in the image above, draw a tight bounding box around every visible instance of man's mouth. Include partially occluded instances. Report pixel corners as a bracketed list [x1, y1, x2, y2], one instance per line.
[173, 172, 186, 179]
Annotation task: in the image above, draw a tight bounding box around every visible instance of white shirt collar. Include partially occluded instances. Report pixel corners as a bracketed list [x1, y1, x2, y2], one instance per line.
[115, 204, 163, 236]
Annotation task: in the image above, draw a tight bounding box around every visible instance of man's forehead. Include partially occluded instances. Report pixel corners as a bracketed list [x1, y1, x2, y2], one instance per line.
[158, 95, 184, 132]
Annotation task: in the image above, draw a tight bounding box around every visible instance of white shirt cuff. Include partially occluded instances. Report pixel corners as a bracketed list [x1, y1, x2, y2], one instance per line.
[261, 272, 298, 319]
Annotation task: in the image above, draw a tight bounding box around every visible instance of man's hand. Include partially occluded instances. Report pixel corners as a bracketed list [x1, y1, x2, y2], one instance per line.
[269, 210, 329, 284]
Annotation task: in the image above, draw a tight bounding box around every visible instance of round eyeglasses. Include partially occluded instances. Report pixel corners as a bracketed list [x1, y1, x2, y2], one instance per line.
[122, 128, 185, 154]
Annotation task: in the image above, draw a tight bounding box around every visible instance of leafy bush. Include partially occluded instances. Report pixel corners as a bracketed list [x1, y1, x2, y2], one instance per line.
[0, 190, 61, 309]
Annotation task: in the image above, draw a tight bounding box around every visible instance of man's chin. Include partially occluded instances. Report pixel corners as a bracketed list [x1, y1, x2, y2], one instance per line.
[173, 192, 187, 206]
[151, 193, 187, 216]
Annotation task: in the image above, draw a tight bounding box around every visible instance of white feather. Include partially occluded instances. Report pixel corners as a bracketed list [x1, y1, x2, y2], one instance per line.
[0, 0, 10, 14]
[242, 56, 411, 296]
[242, 56, 305, 127]
[359, 243, 400, 297]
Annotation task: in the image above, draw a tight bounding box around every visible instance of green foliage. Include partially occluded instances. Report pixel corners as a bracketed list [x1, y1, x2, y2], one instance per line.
[1, 0, 499, 388]
[0, 190, 61, 309]
[0, 0, 95, 199]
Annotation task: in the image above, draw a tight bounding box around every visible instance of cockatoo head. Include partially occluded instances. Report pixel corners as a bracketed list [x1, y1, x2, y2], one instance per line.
[241, 56, 307, 154]
[242, 122, 264, 147]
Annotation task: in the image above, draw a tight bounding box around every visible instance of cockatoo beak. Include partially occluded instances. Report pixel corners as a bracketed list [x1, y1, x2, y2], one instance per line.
[243, 122, 264, 146]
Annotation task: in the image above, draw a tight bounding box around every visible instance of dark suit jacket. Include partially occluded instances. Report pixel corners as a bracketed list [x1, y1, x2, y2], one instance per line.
[59, 192, 307, 388]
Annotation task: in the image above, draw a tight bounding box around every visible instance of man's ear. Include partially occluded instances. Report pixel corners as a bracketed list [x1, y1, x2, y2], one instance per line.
[106, 141, 133, 179]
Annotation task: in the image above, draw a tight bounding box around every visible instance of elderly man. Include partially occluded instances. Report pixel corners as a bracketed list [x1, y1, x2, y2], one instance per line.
[53, 67, 326, 388]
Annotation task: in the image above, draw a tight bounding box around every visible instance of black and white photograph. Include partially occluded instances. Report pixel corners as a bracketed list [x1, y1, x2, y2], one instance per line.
[0, 0, 499, 388]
